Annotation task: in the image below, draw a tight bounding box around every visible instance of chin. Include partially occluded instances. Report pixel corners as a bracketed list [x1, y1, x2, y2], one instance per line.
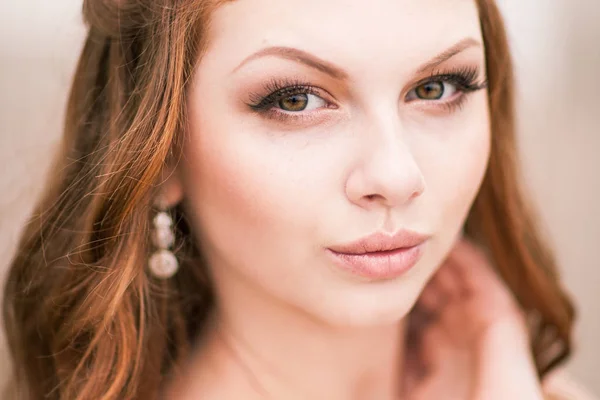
[306, 282, 423, 328]
[299, 248, 443, 329]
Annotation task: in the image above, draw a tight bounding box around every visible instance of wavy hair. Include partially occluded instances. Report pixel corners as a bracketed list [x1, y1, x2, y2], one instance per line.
[3, 0, 574, 398]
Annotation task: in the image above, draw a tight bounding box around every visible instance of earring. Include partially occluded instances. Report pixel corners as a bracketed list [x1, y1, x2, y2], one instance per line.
[148, 204, 179, 279]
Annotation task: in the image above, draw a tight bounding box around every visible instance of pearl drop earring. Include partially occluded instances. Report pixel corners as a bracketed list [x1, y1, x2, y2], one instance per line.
[148, 204, 179, 279]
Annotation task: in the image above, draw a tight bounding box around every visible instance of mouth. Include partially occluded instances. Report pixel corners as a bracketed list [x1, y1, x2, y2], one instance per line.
[326, 230, 429, 280]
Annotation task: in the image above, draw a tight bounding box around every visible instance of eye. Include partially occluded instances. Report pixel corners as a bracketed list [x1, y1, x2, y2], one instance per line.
[247, 81, 332, 116]
[405, 68, 488, 106]
[408, 81, 458, 101]
[278, 93, 327, 112]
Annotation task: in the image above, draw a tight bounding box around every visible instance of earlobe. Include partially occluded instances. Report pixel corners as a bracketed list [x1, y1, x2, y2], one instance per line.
[154, 163, 184, 209]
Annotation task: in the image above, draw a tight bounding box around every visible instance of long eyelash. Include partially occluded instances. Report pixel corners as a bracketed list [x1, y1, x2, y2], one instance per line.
[424, 65, 488, 93]
[247, 78, 319, 111]
[246, 67, 488, 117]
[414, 66, 488, 113]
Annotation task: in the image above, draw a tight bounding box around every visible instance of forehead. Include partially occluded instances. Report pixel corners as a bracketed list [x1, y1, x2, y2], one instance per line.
[204, 0, 483, 73]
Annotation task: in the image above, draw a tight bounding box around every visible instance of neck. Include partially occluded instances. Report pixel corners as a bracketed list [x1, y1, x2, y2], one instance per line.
[192, 270, 407, 400]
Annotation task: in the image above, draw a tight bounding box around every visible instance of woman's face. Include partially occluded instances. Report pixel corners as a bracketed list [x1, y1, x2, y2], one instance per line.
[175, 0, 490, 326]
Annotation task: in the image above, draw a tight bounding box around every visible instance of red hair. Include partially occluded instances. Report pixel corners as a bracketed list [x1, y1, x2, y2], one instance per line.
[3, 0, 574, 398]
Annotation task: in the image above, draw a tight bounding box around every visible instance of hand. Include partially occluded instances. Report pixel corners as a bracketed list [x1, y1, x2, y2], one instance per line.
[401, 239, 545, 400]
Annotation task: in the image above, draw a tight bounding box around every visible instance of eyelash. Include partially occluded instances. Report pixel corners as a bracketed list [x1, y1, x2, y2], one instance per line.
[246, 67, 488, 122]
[412, 66, 488, 112]
[246, 78, 332, 123]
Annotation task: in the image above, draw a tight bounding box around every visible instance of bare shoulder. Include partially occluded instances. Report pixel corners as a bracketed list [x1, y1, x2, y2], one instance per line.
[543, 369, 599, 400]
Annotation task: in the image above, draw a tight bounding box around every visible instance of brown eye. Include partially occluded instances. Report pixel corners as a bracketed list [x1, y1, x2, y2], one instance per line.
[415, 81, 445, 100]
[279, 93, 309, 111]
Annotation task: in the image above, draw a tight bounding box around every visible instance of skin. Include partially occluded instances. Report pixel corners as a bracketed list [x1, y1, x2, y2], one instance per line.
[402, 241, 544, 400]
[159, 0, 547, 398]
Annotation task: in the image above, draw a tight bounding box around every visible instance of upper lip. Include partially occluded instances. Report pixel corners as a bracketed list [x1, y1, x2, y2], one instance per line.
[327, 230, 429, 255]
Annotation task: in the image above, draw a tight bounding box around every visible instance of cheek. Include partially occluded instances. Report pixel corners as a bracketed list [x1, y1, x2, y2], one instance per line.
[181, 125, 288, 250]
[417, 99, 491, 232]
[398, 99, 491, 300]
[179, 105, 334, 288]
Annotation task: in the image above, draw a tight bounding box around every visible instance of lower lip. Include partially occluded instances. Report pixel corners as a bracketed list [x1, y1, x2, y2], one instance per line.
[326, 244, 424, 280]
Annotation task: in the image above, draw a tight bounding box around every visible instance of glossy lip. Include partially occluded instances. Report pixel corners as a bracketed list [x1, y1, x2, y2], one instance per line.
[326, 230, 430, 280]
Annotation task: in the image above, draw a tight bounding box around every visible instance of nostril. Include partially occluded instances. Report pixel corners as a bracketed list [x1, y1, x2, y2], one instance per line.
[411, 184, 425, 199]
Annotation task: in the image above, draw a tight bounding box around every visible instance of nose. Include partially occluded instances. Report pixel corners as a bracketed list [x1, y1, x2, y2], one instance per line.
[345, 116, 426, 210]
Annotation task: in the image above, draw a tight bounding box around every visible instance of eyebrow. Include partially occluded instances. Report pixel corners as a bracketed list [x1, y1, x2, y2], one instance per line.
[415, 37, 482, 73]
[232, 46, 349, 80]
[231, 37, 482, 80]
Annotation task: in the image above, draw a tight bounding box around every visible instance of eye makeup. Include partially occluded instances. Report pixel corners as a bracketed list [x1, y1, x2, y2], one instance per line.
[245, 77, 338, 124]
[406, 65, 488, 113]
[244, 65, 488, 124]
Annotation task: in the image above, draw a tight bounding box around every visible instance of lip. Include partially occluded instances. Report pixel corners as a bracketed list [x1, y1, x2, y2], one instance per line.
[326, 230, 430, 280]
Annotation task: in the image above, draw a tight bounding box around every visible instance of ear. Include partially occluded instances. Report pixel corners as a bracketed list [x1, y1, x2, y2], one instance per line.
[154, 162, 184, 209]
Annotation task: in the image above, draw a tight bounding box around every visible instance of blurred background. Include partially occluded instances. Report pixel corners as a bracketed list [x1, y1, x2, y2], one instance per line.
[1, 0, 598, 395]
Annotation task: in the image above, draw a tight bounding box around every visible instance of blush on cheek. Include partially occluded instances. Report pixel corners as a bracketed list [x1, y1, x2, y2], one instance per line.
[188, 148, 268, 232]
[182, 120, 304, 269]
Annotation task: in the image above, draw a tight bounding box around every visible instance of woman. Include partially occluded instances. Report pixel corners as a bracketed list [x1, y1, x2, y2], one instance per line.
[3, 0, 596, 399]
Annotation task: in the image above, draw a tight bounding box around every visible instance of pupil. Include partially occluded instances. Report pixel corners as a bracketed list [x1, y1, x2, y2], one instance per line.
[417, 82, 444, 100]
[280, 93, 308, 111]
